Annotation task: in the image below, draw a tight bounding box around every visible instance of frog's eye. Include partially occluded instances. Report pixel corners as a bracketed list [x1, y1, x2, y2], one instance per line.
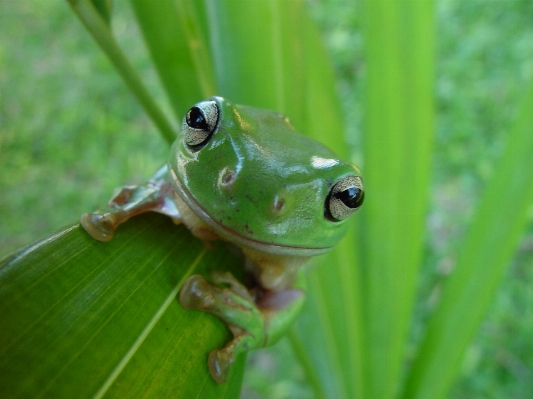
[326, 176, 364, 221]
[183, 100, 219, 147]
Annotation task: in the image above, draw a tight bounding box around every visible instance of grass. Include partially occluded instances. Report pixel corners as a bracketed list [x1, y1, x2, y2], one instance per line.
[0, 1, 168, 255]
[1, 1, 533, 398]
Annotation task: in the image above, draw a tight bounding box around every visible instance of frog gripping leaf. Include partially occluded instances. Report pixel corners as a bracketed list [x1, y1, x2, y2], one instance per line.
[81, 97, 364, 383]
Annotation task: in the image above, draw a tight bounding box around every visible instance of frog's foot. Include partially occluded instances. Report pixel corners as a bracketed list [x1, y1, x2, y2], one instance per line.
[208, 332, 255, 384]
[208, 347, 233, 384]
[179, 274, 265, 383]
[80, 211, 123, 242]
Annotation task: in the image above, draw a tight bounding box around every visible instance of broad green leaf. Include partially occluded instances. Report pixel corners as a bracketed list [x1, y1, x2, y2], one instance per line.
[0, 214, 244, 398]
[403, 74, 533, 399]
[358, 1, 435, 398]
[130, 0, 216, 121]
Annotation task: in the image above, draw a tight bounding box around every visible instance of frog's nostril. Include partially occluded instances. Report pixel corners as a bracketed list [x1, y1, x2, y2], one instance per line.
[218, 167, 236, 187]
[272, 196, 285, 213]
[223, 172, 234, 184]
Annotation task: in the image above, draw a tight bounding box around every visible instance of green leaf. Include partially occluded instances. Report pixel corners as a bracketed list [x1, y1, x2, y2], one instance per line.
[358, 1, 435, 397]
[130, 0, 216, 121]
[206, 0, 301, 113]
[403, 74, 533, 399]
[0, 214, 244, 398]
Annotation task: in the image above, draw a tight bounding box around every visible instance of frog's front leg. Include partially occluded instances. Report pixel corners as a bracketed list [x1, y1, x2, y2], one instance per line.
[179, 268, 306, 384]
[81, 165, 180, 241]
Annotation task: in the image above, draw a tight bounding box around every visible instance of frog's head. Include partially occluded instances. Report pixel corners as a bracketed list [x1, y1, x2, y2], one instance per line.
[169, 97, 364, 256]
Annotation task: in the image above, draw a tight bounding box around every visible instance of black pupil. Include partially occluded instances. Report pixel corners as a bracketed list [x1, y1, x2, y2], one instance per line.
[187, 107, 208, 130]
[334, 186, 364, 208]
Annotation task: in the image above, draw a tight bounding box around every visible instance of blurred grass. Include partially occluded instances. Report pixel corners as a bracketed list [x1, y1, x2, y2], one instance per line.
[1, 0, 533, 398]
[0, 1, 168, 255]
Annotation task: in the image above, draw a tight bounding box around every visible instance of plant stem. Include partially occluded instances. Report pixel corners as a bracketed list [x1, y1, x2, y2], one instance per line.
[67, 0, 176, 145]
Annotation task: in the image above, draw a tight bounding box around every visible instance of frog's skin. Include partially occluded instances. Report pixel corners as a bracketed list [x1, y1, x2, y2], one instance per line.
[81, 96, 364, 384]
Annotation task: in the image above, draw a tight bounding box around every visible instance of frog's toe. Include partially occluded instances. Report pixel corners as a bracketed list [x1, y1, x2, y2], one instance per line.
[179, 274, 215, 310]
[80, 212, 118, 242]
[210, 270, 254, 301]
[208, 348, 233, 384]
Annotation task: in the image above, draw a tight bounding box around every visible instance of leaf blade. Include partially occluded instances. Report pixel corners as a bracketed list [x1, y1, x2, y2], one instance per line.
[403, 75, 533, 399]
[358, 1, 435, 397]
[130, 0, 216, 121]
[0, 214, 243, 398]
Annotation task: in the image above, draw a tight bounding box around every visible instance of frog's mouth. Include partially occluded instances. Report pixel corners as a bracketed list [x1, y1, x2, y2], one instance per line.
[169, 169, 331, 257]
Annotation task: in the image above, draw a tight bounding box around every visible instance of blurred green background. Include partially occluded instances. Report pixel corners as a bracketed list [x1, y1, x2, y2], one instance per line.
[1, 1, 533, 398]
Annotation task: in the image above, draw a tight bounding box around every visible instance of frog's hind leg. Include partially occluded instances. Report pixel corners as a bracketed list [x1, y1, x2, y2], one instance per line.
[81, 165, 180, 241]
[179, 274, 264, 383]
[179, 271, 305, 383]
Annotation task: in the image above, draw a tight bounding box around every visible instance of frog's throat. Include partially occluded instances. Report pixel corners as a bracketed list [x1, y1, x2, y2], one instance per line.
[170, 170, 331, 257]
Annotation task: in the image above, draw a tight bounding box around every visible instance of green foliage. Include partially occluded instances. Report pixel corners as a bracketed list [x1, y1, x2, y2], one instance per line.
[2, 1, 533, 398]
[404, 80, 533, 399]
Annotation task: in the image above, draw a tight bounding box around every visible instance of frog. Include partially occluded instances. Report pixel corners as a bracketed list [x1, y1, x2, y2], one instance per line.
[80, 96, 364, 384]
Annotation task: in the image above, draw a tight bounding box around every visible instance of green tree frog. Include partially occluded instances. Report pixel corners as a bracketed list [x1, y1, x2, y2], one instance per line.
[81, 96, 364, 384]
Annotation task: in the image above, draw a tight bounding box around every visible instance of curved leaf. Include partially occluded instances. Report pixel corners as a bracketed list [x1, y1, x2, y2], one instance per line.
[0, 214, 244, 398]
